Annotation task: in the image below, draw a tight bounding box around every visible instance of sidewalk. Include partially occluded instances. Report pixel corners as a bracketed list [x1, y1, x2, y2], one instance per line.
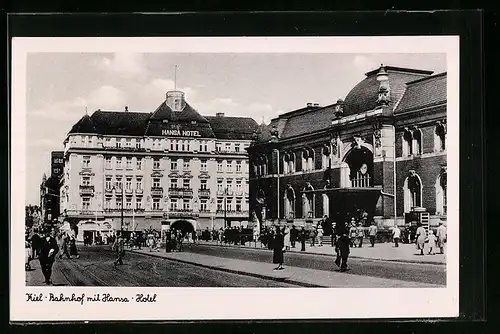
[131, 249, 441, 288]
[194, 240, 446, 265]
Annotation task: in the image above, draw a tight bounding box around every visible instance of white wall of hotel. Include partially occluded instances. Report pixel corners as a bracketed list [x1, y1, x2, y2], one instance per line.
[63, 219, 114, 242]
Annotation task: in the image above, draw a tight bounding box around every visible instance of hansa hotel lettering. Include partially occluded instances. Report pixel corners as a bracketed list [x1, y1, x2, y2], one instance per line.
[161, 129, 201, 137]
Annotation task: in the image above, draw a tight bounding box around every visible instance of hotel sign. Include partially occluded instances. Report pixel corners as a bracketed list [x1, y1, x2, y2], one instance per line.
[161, 129, 201, 137]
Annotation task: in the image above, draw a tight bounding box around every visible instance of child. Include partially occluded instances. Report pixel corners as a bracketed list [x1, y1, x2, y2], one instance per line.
[427, 230, 437, 255]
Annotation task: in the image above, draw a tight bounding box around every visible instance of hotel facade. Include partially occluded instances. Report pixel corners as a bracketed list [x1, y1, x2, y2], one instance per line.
[248, 65, 447, 233]
[60, 91, 258, 241]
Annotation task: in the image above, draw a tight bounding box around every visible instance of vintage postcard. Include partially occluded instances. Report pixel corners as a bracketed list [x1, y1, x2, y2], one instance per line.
[11, 36, 459, 321]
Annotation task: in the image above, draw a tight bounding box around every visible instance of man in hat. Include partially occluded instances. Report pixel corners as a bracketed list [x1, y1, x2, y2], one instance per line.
[38, 228, 59, 285]
[113, 231, 125, 266]
[334, 219, 350, 272]
[299, 226, 307, 252]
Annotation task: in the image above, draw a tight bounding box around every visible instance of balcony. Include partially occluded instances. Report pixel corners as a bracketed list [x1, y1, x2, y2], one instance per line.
[104, 188, 113, 195]
[198, 189, 211, 197]
[151, 187, 163, 196]
[166, 210, 200, 218]
[235, 190, 244, 196]
[79, 185, 95, 195]
[135, 188, 144, 195]
[168, 188, 193, 197]
[124, 188, 134, 195]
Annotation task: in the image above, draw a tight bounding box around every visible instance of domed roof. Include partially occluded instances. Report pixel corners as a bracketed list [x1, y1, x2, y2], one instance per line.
[342, 66, 433, 116]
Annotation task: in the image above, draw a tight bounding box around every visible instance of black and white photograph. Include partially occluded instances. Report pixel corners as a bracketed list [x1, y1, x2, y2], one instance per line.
[11, 36, 459, 320]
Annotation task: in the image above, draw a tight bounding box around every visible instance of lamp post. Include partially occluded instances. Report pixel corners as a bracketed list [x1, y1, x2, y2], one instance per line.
[224, 187, 228, 229]
[274, 149, 280, 226]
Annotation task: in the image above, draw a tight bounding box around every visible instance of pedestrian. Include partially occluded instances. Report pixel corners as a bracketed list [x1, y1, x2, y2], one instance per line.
[25, 237, 32, 271]
[436, 222, 447, 254]
[317, 225, 324, 246]
[427, 230, 437, 255]
[415, 223, 427, 255]
[69, 234, 80, 259]
[290, 225, 297, 248]
[356, 223, 364, 248]
[349, 219, 357, 247]
[113, 232, 125, 266]
[272, 226, 285, 270]
[59, 232, 71, 259]
[38, 228, 59, 285]
[310, 226, 317, 247]
[30, 228, 41, 259]
[334, 219, 350, 272]
[368, 221, 377, 247]
[392, 225, 401, 247]
[177, 230, 184, 252]
[267, 228, 274, 250]
[330, 222, 336, 247]
[299, 226, 306, 251]
[283, 225, 291, 251]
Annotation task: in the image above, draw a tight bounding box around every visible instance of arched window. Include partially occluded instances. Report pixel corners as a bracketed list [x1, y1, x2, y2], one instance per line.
[308, 148, 315, 171]
[301, 150, 308, 171]
[289, 152, 296, 173]
[261, 155, 268, 176]
[403, 170, 422, 212]
[284, 185, 295, 219]
[402, 128, 413, 157]
[435, 167, 447, 215]
[322, 192, 329, 217]
[302, 183, 314, 218]
[322, 145, 330, 169]
[283, 153, 289, 174]
[434, 122, 446, 152]
[412, 128, 422, 156]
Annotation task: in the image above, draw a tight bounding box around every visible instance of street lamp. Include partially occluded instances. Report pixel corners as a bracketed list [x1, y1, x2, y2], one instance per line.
[273, 149, 280, 226]
[112, 186, 124, 234]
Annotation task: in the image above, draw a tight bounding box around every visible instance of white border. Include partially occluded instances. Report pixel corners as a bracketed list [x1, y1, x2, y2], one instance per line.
[11, 36, 459, 321]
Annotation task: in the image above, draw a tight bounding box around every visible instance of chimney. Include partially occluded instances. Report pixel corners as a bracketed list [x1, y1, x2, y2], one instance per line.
[216, 112, 225, 117]
[306, 102, 313, 107]
[166, 91, 185, 111]
[313, 103, 320, 107]
[124, 106, 129, 112]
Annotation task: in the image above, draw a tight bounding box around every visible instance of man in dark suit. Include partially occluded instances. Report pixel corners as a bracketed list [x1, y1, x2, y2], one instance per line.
[38, 228, 59, 285]
[334, 219, 350, 272]
[290, 225, 297, 248]
[299, 226, 307, 251]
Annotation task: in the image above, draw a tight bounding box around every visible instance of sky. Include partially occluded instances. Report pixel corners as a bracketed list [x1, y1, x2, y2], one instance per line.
[25, 52, 446, 205]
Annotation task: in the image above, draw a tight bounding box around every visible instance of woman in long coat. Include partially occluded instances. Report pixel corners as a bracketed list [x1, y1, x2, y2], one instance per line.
[415, 223, 427, 255]
[272, 227, 285, 270]
[283, 226, 291, 251]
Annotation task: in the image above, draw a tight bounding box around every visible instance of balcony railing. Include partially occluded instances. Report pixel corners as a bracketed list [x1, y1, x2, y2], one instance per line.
[198, 189, 211, 197]
[168, 188, 193, 197]
[79, 185, 94, 195]
[124, 188, 134, 195]
[135, 189, 144, 194]
[151, 187, 163, 196]
[351, 175, 372, 188]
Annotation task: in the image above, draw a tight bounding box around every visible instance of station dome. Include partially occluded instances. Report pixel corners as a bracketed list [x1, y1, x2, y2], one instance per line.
[342, 65, 434, 117]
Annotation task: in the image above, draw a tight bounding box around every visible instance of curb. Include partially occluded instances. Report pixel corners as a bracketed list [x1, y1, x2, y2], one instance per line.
[194, 242, 446, 266]
[130, 250, 326, 288]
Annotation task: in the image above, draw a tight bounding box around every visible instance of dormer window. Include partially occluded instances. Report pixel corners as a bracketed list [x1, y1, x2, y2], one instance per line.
[191, 120, 197, 125]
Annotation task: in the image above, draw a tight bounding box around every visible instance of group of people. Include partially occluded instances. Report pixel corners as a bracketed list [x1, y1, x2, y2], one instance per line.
[164, 229, 187, 252]
[25, 227, 61, 285]
[414, 221, 447, 255]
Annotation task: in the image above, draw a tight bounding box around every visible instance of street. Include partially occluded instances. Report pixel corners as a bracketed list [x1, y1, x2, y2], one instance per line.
[25, 245, 297, 287]
[186, 243, 446, 285]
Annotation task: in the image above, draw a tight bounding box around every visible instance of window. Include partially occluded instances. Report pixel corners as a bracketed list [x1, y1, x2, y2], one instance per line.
[181, 141, 186, 151]
[245, 180, 249, 193]
[175, 140, 179, 151]
[115, 176, 122, 189]
[200, 179, 208, 190]
[171, 161, 178, 170]
[226, 161, 233, 173]
[153, 158, 161, 170]
[170, 140, 175, 151]
[226, 199, 233, 212]
[236, 161, 242, 173]
[106, 138, 112, 147]
[412, 129, 422, 156]
[217, 179, 223, 192]
[105, 197, 111, 210]
[217, 161, 223, 173]
[183, 199, 190, 211]
[227, 179, 233, 192]
[200, 160, 207, 171]
[136, 158, 142, 170]
[403, 129, 413, 157]
[125, 197, 132, 210]
[105, 176, 112, 189]
[217, 198, 223, 211]
[135, 140, 141, 149]
[236, 199, 242, 212]
[116, 139, 122, 148]
[187, 141, 191, 152]
[135, 198, 142, 210]
[171, 179, 178, 189]
[200, 140, 208, 152]
[82, 156, 90, 168]
[125, 139, 132, 148]
[82, 176, 91, 186]
[435, 122, 446, 152]
[183, 179, 190, 189]
[116, 157, 123, 169]
[105, 157, 112, 169]
[404, 171, 422, 212]
[82, 197, 90, 211]
[225, 143, 231, 152]
[216, 143, 221, 152]
[235, 144, 240, 152]
[152, 198, 160, 210]
[115, 197, 121, 209]
[170, 199, 178, 211]
[126, 177, 132, 190]
[322, 146, 331, 169]
[126, 157, 132, 169]
[200, 199, 208, 211]
[152, 178, 161, 188]
[183, 159, 190, 170]
[436, 167, 447, 215]
[236, 180, 242, 193]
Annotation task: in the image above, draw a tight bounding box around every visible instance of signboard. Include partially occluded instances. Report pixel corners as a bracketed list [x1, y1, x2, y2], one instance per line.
[161, 129, 201, 137]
